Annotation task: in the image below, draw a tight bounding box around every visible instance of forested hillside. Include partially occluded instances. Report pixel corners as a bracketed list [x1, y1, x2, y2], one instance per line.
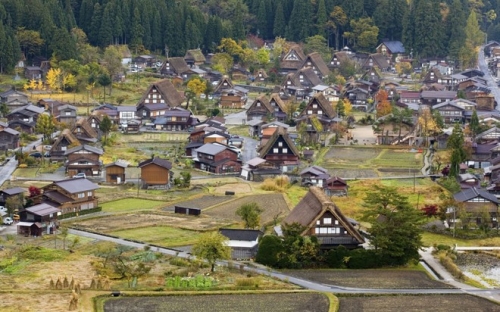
[0, 0, 498, 73]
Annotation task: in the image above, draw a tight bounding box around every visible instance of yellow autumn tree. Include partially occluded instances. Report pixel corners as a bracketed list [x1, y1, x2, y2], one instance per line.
[418, 107, 440, 146]
[376, 90, 392, 118]
[46, 68, 62, 91]
[342, 98, 352, 115]
[395, 62, 412, 76]
[23, 79, 37, 91]
[186, 78, 207, 97]
[62, 73, 77, 90]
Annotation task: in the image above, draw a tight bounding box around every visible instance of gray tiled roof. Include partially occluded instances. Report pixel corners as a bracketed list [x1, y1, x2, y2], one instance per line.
[219, 228, 262, 241]
[64, 144, 103, 155]
[454, 187, 499, 204]
[196, 143, 227, 155]
[53, 178, 99, 193]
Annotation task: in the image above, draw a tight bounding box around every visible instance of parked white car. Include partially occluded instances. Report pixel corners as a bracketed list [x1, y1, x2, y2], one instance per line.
[73, 173, 86, 179]
[3, 217, 13, 225]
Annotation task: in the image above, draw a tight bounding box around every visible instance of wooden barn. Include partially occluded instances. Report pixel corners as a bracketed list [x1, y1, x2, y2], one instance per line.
[138, 157, 172, 188]
[104, 160, 128, 184]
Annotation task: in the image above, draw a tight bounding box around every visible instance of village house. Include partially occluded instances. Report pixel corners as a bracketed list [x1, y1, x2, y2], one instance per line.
[279, 45, 306, 75]
[420, 90, 457, 107]
[360, 53, 390, 72]
[279, 186, 364, 249]
[184, 49, 206, 67]
[136, 79, 184, 119]
[18, 203, 60, 237]
[219, 228, 263, 260]
[258, 127, 300, 173]
[324, 177, 349, 197]
[49, 129, 80, 161]
[104, 160, 128, 184]
[0, 126, 19, 151]
[6, 104, 44, 133]
[295, 93, 337, 143]
[240, 157, 282, 181]
[453, 187, 499, 229]
[300, 52, 330, 80]
[64, 144, 103, 177]
[376, 40, 405, 62]
[40, 178, 99, 216]
[0, 187, 25, 207]
[159, 57, 192, 79]
[71, 117, 99, 144]
[153, 107, 198, 131]
[246, 95, 273, 122]
[328, 51, 352, 71]
[193, 143, 241, 174]
[300, 165, 330, 187]
[138, 157, 172, 188]
[56, 104, 78, 126]
[117, 106, 137, 124]
[282, 68, 322, 100]
[0, 89, 29, 111]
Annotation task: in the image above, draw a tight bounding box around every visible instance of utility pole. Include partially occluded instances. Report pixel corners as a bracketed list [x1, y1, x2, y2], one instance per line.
[137, 175, 141, 196]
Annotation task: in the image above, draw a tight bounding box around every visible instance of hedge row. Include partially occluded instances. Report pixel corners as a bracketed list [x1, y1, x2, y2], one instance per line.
[59, 207, 102, 220]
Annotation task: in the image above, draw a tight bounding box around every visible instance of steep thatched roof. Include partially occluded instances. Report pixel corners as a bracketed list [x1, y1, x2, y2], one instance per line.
[258, 126, 299, 158]
[137, 79, 184, 108]
[283, 186, 364, 243]
[303, 52, 330, 77]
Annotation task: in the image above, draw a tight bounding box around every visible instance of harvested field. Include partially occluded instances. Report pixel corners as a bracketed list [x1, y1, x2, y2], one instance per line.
[329, 168, 378, 179]
[164, 195, 234, 211]
[101, 198, 166, 213]
[284, 269, 454, 289]
[1, 292, 78, 312]
[204, 194, 289, 224]
[325, 147, 380, 162]
[213, 182, 253, 194]
[103, 293, 330, 312]
[108, 226, 202, 247]
[71, 211, 230, 232]
[338, 294, 500, 312]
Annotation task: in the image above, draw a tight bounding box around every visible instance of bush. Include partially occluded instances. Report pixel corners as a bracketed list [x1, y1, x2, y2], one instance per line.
[439, 253, 464, 280]
[326, 245, 349, 268]
[255, 235, 283, 267]
[260, 176, 289, 192]
[346, 249, 384, 269]
[235, 277, 260, 288]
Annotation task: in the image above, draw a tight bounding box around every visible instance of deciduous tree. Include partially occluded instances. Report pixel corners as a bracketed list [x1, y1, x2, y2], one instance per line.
[447, 123, 467, 178]
[35, 114, 56, 142]
[236, 202, 263, 229]
[192, 231, 231, 272]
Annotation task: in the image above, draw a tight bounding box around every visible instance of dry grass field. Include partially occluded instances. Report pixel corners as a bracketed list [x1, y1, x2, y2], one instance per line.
[204, 194, 290, 225]
[338, 294, 500, 312]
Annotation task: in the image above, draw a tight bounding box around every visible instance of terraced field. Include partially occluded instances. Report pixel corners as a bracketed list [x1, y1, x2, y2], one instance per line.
[164, 195, 235, 211]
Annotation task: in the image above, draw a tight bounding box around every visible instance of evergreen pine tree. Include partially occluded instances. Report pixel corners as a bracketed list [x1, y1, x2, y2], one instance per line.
[130, 7, 144, 51]
[88, 3, 102, 46]
[98, 5, 113, 48]
[446, 0, 466, 61]
[233, 1, 245, 40]
[257, 0, 268, 39]
[273, 2, 286, 38]
[78, 0, 94, 35]
[316, 0, 328, 38]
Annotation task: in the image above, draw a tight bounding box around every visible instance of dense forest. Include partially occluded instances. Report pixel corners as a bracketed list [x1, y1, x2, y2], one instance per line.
[0, 0, 499, 73]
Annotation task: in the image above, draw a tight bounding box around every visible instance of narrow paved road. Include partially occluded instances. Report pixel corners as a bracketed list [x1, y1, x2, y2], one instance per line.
[478, 47, 500, 109]
[0, 137, 42, 187]
[68, 228, 500, 300]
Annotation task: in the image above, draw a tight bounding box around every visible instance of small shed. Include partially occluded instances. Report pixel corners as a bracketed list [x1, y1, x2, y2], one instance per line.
[219, 228, 263, 260]
[0, 187, 25, 206]
[104, 160, 128, 184]
[174, 206, 201, 216]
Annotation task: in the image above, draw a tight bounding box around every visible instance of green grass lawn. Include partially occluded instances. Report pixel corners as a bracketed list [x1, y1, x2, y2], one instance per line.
[108, 226, 202, 247]
[100, 198, 166, 213]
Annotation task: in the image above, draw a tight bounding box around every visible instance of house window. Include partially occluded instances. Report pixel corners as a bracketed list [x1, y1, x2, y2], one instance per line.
[278, 142, 283, 147]
[313, 104, 317, 109]
[65, 111, 71, 116]
[318, 111, 322, 115]
[282, 148, 288, 153]
[78, 192, 85, 198]
[145, 99, 150, 104]
[335, 220, 339, 225]
[87, 191, 92, 197]
[324, 218, 332, 224]
[257, 103, 261, 107]
[61, 146, 66, 151]
[316, 220, 320, 225]
[307, 110, 313, 114]
[273, 148, 279, 153]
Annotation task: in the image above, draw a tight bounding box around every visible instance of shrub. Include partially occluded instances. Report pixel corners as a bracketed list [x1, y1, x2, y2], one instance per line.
[255, 235, 283, 267]
[260, 176, 289, 192]
[235, 277, 260, 288]
[326, 245, 349, 268]
[439, 253, 464, 280]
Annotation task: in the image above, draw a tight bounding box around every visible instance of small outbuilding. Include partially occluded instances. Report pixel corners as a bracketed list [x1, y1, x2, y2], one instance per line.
[104, 161, 128, 184]
[219, 228, 263, 260]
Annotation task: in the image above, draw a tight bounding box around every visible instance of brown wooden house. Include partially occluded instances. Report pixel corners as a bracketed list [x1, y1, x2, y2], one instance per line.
[281, 186, 364, 249]
[280, 44, 306, 75]
[453, 187, 499, 228]
[324, 177, 349, 196]
[0, 187, 25, 207]
[64, 144, 103, 177]
[295, 93, 337, 143]
[0, 127, 20, 151]
[194, 143, 241, 174]
[136, 79, 184, 119]
[301, 52, 330, 80]
[56, 104, 78, 126]
[258, 127, 300, 173]
[6, 104, 44, 134]
[41, 178, 99, 215]
[50, 129, 80, 161]
[104, 160, 128, 184]
[18, 203, 60, 236]
[160, 57, 191, 79]
[138, 157, 172, 188]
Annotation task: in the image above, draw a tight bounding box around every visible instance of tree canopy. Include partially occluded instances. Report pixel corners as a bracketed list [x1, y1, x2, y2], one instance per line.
[192, 231, 231, 272]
